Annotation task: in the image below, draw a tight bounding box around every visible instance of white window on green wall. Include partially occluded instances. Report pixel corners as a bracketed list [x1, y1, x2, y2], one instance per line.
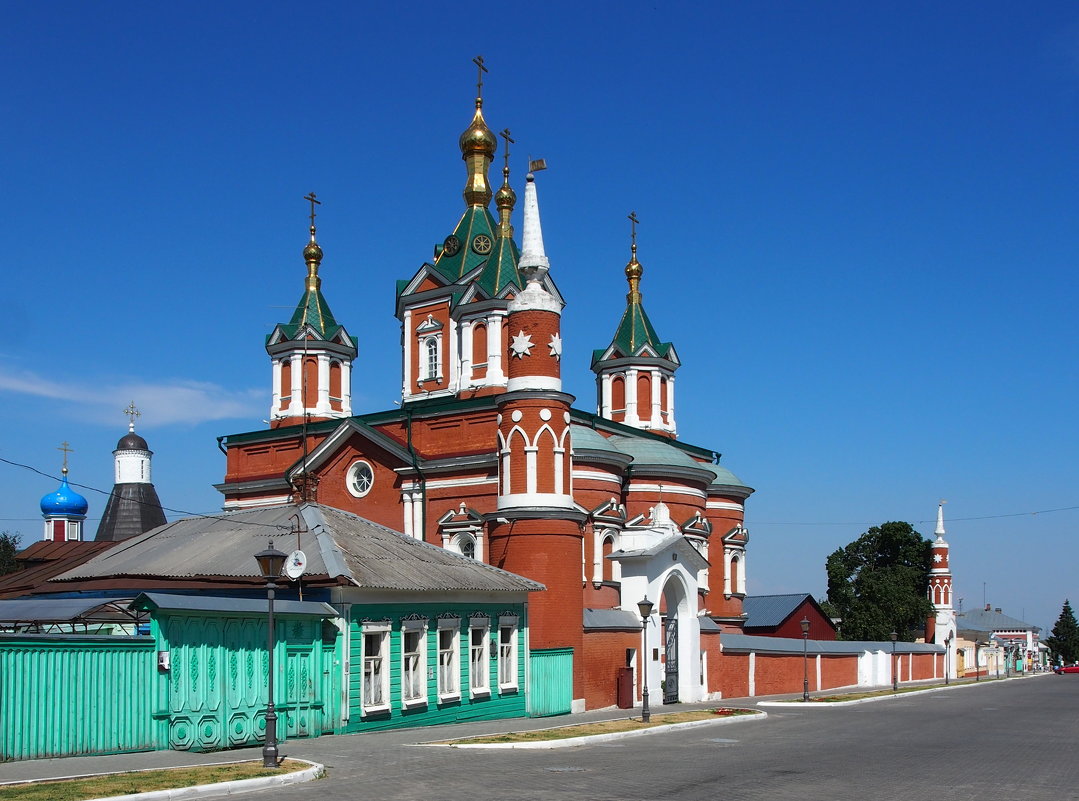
[401, 619, 427, 708]
[498, 615, 519, 691]
[437, 618, 460, 701]
[362, 623, 391, 714]
[469, 617, 490, 697]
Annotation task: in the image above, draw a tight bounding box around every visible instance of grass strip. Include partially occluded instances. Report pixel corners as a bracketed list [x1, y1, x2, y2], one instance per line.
[0, 758, 308, 801]
[440, 707, 758, 745]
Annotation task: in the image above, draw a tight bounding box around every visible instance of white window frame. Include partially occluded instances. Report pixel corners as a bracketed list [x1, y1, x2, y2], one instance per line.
[361, 623, 391, 715]
[347, 460, 375, 498]
[437, 618, 461, 702]
[498, 616, 519, 692]
[469, 617, 491, 698]
[401, 619, 428, 708]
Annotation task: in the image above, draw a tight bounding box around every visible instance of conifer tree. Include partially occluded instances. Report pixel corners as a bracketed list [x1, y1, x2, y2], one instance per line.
[1046, 600, 1079, 665]
[0, 530, 19, 576]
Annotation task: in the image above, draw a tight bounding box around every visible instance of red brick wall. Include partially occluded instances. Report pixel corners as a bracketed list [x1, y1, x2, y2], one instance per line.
[581, 630, 638, 708]
[715, 650, 750, 698]
[820, 655, 858, 688]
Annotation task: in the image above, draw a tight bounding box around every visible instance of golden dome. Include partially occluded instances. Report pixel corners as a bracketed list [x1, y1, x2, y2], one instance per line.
[459, 99, 497, 157]
[495, 169, 516, 208]
[625, 247, 643, 303]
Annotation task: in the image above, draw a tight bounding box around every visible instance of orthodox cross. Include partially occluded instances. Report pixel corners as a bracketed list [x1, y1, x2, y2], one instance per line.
[304, 192, 321, 230]
[500, 128, 514, 171]
[123, 401, 141, 428]
[628, 211, 640, 252]
[57, 441, 73, 472]
[473, 55, 488, 98]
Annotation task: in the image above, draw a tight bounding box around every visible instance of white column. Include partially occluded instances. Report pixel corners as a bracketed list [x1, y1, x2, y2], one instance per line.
[553, 448, 565, 494]
[271, 358, 282, 418]
[487, 313, 505, 383]
[475, 529, 485, 562]
[412, 491, 424, 540]
[625, 368, 639, 425]
[402, 492, 414, 538]
[402, 312, 413, 399]
[317, 354, 330, 414]
[600, 372, 612, 417]
[341, 360, 353, 415]
[289, 354, 303, 416]
[666, 375, 677, 433]
[460, 321, 474, 386]
[738, 550, 747, 594]
[525, 447, 538, 494]
[723, 549, 733, 595]
[448, 318, 459, 392]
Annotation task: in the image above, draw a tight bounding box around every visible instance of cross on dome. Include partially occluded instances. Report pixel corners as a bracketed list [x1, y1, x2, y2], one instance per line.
[123, 401, 141, 432]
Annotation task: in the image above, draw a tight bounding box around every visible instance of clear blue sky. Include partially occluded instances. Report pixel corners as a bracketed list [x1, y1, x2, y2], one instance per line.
[2, 3, 1076, 634]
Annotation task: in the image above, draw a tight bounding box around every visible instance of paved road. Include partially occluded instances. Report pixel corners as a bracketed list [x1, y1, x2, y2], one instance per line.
[261, 677, 1075, 801]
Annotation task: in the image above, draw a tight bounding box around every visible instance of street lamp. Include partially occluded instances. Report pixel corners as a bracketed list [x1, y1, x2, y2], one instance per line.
[255, 540, 287, 769]
[944, 632, 953, 685]
[890, 631, 899, 692]
[800, 617, 811, 702]
[637, 597, 654, 724]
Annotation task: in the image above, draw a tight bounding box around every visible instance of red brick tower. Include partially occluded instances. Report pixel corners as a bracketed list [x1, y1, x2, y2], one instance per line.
[488, 170, 585, 680]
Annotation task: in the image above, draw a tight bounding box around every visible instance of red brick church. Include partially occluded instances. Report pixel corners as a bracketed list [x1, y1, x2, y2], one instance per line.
[215, 77, 754, 711]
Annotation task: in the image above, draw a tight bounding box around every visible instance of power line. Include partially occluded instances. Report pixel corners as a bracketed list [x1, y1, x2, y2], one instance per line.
[0, 456, 292, 532]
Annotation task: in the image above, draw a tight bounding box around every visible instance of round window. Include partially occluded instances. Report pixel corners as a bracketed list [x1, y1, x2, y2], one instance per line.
[347, 460, 375, 498]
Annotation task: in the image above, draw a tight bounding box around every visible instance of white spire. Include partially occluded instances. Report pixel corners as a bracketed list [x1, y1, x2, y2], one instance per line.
[518, 173, 549, 283]
[935, 499, 947, 538]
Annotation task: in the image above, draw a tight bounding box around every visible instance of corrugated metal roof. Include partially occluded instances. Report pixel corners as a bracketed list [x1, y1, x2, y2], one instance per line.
[583, 608, 641, 631]
[0, 597, 139, 624]
[958, 608, 1038, 633]
[130, 592, 337, 617]
[53, 503, 543, 594]
[0, 541, 117, 599]
[742, 594, 813, 628]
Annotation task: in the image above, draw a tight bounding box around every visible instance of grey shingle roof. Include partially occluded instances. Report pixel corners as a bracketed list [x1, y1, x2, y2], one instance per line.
[54, 503, 543, 594]
[958, 608, 1038, 634]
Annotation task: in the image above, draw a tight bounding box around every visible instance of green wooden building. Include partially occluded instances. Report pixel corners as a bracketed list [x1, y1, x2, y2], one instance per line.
[1, 503, 553, 761]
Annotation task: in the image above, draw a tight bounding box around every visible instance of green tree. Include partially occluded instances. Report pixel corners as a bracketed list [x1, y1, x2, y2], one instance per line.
[0, 530, 20, 576]
[1045, 600, 1079, 665]
[821, 521, 934, 641]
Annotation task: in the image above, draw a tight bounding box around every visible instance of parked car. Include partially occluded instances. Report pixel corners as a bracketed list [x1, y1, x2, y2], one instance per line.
[1053, 665, 1079, 674]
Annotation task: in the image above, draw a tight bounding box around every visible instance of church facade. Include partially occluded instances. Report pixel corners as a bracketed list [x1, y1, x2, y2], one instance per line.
[216, 82, 753, 711]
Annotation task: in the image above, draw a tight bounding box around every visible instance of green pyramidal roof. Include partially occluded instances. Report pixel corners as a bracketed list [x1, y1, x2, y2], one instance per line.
[268, 286, 346, 344]
[593, 299, 675, 365]
[432, 206, 521, 296]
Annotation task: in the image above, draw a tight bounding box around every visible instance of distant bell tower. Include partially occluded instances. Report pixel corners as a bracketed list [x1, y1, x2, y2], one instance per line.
[266, 194, 357, 427]
[591, 214, 680, 437]
[95, 403, 167, 541]
[39, 442, 88, 542]
[927, 500, 958, 678]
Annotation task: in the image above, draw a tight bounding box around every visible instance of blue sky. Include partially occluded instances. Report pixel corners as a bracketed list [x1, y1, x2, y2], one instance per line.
[2, 3, 1076, 633]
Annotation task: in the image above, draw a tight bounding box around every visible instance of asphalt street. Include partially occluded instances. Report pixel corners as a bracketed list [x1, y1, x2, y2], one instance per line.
[256, 677, 1074, 801]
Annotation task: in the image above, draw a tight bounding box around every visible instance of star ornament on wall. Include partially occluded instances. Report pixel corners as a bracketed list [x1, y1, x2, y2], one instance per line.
[933, 553, 943, 563]
[510, 330, 534, 358]
[548, 333, 562, 360]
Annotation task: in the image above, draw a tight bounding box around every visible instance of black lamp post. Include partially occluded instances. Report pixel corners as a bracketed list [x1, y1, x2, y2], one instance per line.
[255, 540, 287, 769]
[800, 617, 810, 702]
[944, 632, 952, 685]
[890, 631, 899, 692]
[637, 597, 654, 723]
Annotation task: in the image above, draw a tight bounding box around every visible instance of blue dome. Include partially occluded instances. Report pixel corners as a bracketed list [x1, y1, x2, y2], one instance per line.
[40, 474, 89, 517]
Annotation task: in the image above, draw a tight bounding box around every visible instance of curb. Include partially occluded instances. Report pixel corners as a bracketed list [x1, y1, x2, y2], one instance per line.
[78, 759, 324, 801]
[423, 710, 767, 750]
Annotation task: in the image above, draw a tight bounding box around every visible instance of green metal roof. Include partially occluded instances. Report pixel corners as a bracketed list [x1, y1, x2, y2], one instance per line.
[709, 463, 749, 489]
[269, 286, 346, 343]
[606, 435, 707, 469]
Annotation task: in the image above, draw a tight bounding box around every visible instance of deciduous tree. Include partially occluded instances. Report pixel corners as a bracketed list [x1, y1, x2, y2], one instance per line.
[0, 530, 20, 576]
[821, 521, 933, 641]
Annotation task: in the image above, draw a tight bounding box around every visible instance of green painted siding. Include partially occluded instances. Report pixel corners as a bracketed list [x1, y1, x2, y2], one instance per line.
[0, 635, 156, 761]
[345, 602, 528, 733]
[528, 648, 573, 717]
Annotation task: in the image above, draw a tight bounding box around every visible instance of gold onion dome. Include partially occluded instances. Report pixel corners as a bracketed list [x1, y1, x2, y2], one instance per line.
[459, 98, 497, 156]
[496, 169, 517, 209]
[303, 226, 322, 290]
[625, 248, 643, 302]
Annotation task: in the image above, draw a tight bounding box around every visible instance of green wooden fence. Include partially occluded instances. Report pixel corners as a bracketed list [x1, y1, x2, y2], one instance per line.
[0, 635, 156, 761]
[527, 647, 573, 717]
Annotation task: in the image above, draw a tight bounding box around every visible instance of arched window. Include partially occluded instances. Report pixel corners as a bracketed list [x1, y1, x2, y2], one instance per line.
[452, 533, 477, 559]
[601, 534, 615, 583]
[329, 360, 342, 410]
[637, 373, 651, 421]
[280, 359, 292, 407]
[472, 323, 488, 367]
[303, 356, 318, 407]
[611, 375, 626, 418]
[424, 337, 439, 380]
